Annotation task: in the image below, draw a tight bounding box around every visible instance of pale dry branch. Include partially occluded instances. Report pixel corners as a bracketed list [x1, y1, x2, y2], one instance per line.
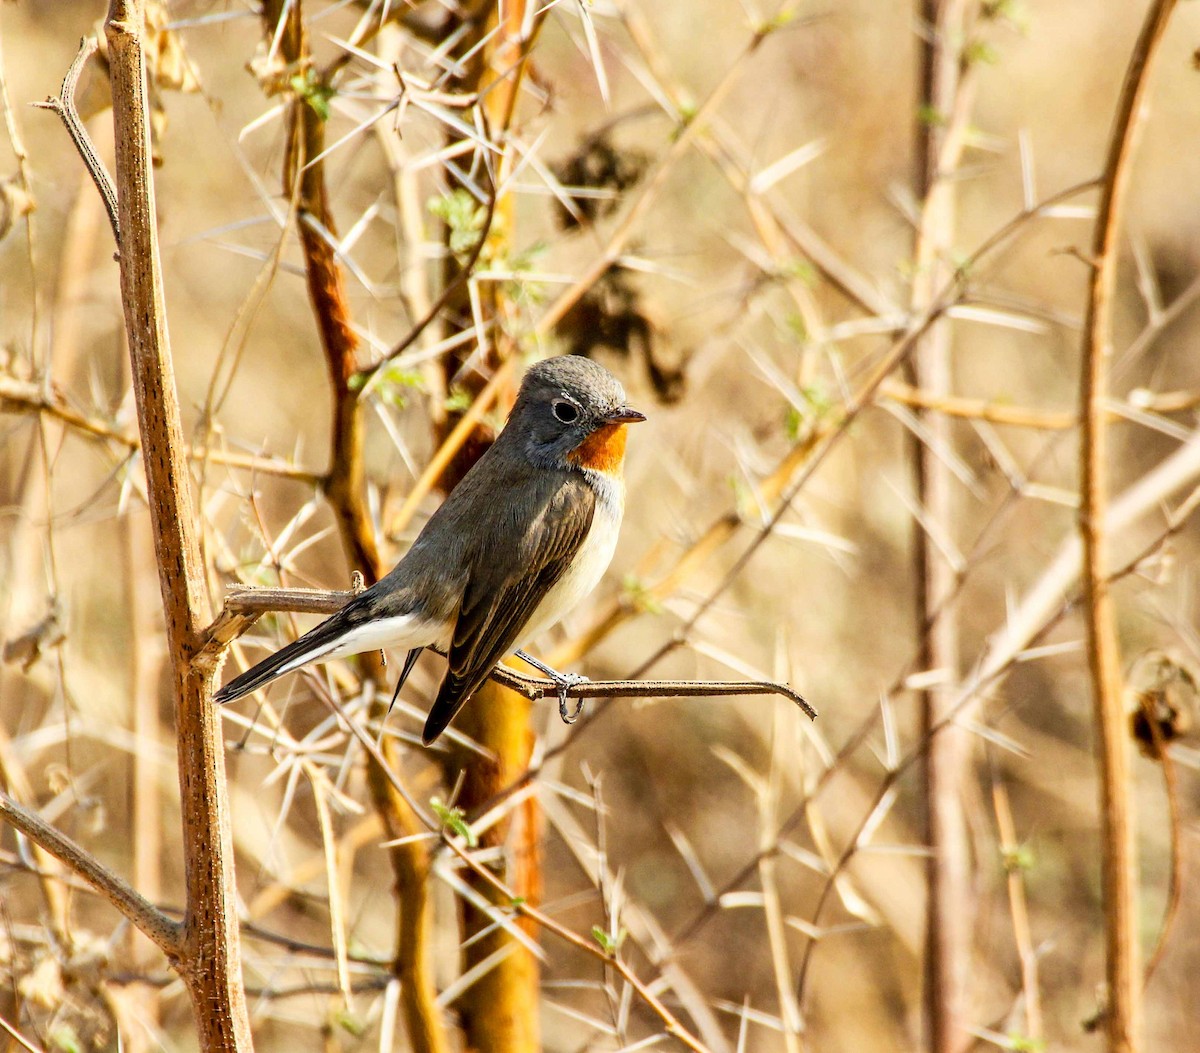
[31, 36, 119, 243]
[0, 792, 181, 958]
[102, 2, 253, 1048]
[0, 373, 321, 482]
[911, 5, 974, 1050]
[991, 777, 1043, 1044]
[882, 380, 1200, 430]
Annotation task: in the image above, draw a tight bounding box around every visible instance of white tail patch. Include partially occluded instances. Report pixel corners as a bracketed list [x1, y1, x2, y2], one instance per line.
[324, 613, 452, 660]
[278, 613, 451, 677]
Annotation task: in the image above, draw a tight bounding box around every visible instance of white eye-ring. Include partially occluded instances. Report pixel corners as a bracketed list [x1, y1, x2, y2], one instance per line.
[552, 397, 580, 424]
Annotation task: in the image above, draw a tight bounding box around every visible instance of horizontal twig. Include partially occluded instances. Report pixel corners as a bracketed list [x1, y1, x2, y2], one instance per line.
[207, 584, 816, 719]
[0, 373, 321, 482]
[882, 379, 1200, 430]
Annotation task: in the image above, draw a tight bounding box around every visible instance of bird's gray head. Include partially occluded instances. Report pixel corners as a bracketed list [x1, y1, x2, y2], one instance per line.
[507, 356, 645, 471]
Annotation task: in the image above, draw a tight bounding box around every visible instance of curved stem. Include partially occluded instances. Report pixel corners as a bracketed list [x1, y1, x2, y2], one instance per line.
[1079, 4, 1177, 1049]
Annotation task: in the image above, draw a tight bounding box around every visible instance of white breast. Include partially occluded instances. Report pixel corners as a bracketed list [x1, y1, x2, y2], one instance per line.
[518, 472, 624, 648]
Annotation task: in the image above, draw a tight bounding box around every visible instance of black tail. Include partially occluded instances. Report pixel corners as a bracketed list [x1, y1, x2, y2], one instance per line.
[421, 667, 490, 745]
[215, 610, 354, 704]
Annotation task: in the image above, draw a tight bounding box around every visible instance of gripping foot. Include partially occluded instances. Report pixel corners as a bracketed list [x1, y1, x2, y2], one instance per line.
[515, 650, 590, 724]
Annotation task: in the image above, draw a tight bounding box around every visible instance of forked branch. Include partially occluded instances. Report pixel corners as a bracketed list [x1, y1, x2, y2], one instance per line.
[32, 35, 119, 243]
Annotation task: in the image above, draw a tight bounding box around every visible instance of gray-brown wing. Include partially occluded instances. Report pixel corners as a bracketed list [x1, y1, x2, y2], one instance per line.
[421, 473, 596, 744]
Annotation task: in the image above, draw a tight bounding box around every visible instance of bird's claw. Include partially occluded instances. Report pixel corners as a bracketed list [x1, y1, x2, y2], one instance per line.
[514, 650, 590, 723]
[553, 672, 590, 724]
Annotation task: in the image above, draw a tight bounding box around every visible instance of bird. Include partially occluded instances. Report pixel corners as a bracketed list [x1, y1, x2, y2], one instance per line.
[215, 355, 646, 745]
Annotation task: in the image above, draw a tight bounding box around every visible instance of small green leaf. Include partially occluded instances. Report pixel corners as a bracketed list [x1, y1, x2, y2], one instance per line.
[444, 386, 472, 414]
[334, 1009, 366, 1037]
[621, 573, 664, 615]
[1002, 844, 1035, 873]
[964, 38, 1000, 66]
[291, 69, 335, 120]
[591, 925, 626, 955]
[784, 406, 804, 442]
[1005, 1034, 1045, 1052]
[505, 239, 548, 274]
[780, 258, 817, 286]
[759, 8, 797, 33]
[785, 384, 840, 442]
[374, 365, 426, 409]
[431, 796, 477, 847]
[50, 1027, 82, 1053]
[982, 0, 1031, 33]
[801, 383, 833, 417]
[730, 475, 756, 521]
[428, 189, 488, 255]
[785, 312, 809, 342]
[917, 104, 946, 128]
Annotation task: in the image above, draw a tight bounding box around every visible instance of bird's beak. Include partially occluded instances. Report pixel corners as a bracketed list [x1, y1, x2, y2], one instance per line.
[606, 405, 647, 424]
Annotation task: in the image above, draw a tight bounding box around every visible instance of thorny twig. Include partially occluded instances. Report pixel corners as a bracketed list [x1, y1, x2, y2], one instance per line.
[595, 179, 1103, 697]
[669, 433, 1200, 969]
[0, 792, 182, 957]
[305, 669, 713, 1053]
[355, 156, 499, 387]
[0, 373, 321, 481]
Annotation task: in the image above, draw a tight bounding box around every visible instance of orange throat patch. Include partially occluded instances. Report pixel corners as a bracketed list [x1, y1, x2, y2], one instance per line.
[567, 423, 628, 474]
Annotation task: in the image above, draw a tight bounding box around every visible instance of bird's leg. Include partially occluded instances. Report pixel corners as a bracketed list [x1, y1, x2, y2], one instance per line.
[514, 650, 589, 724]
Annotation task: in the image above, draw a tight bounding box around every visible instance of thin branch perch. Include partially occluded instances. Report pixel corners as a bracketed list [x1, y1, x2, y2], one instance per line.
[209, 584, 816, 718]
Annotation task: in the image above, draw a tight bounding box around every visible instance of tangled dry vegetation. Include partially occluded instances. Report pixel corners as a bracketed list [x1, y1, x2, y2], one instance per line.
[2, 1, 1200, 1051]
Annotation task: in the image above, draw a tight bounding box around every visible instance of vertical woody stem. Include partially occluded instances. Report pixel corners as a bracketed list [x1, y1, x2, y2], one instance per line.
[912, 3, 974, 1050]
[1080, 3, 1176, 1051]
[105, 1, 252, 1049]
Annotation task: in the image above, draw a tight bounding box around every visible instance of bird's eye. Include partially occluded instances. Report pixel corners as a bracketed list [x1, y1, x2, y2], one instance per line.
[552, 398, 580, 424]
